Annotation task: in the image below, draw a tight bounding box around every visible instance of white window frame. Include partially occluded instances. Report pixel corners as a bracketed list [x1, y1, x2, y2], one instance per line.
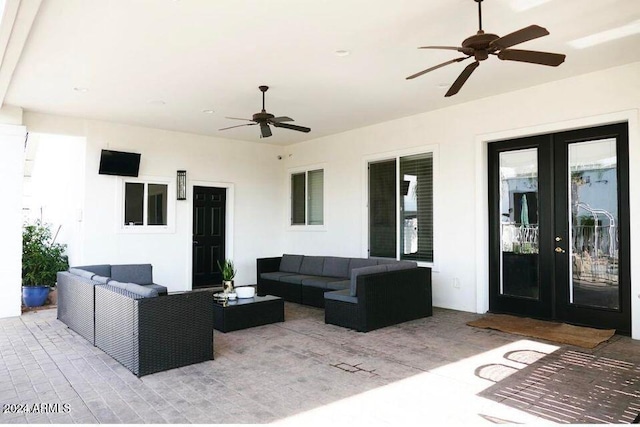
[361, 145, 438, 269]
[116, 175, 176, 234]
[287, 164, 326, 231]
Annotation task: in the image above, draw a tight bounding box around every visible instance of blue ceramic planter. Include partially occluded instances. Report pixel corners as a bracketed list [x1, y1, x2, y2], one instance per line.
[22, 286, 50, 307]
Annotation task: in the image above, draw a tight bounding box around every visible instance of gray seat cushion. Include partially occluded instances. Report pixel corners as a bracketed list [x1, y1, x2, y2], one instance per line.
[350, 264, 388, 296]
[326, 280, 350, 291]
[301, 276, 343, 289]
[299, 256, 325, 276]
[260, 271, 297, 281]
[111, 264, 153, 285]
[73, 264, 111, 277]
[108, 280, 158, 298]
[91, 275, 110, 284]
[280, 254, 304, 273]
[324, 289, 358, 304]
[387, 261, 418, 271]
[143, 283, 168, 296]
[322, 257, 350, 278]
[279, 275, 317, 285]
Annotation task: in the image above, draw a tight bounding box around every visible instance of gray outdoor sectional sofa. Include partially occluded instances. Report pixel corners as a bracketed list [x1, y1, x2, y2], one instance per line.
[257, 254, 432, 332]
[57, 264, 214, 377]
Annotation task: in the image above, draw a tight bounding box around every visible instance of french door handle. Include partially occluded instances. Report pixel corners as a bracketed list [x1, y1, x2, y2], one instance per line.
[555, 247, 566, 253]
[555, 236, 562, 242]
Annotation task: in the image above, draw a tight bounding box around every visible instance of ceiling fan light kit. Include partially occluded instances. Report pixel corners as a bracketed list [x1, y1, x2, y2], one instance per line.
[407, 0, 566, 97]
[219, 85, 311, 138]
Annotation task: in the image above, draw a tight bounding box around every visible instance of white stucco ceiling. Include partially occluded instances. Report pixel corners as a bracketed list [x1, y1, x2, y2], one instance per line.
[4, 0, 640, 145]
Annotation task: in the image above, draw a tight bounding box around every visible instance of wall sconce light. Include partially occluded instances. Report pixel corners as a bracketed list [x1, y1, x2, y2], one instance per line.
[177, 170, 187, 200]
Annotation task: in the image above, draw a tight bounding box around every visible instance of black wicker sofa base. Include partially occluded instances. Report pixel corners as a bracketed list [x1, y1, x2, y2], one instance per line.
[95, 285, 213, 377]
[257, 254, 432, 332]
[57, 265, 214, 376]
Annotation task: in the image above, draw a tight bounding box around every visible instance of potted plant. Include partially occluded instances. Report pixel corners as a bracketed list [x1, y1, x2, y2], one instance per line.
[22, 221, 69, 307]
[217, 259, 236, 294]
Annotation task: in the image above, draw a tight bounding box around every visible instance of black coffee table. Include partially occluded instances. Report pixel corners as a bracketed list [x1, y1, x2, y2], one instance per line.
[213, 294, 284, 332]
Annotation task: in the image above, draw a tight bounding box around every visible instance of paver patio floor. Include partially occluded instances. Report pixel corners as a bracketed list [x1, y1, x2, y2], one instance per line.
[1, 304, 639, 424]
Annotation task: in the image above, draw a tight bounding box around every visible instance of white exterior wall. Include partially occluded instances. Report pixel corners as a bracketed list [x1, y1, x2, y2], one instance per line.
[282, 62, 640, 338]
[0, 124, 26, 319]
[24, 133, 86, 263]
[24, 113, 285, 292]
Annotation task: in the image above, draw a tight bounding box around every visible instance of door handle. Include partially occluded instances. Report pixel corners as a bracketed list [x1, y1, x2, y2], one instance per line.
[555, 237, 562, 242]
[555, 247, 566, 253]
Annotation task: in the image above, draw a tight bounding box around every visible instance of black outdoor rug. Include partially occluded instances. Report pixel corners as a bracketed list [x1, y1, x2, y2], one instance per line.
[478, 349, 640, 423]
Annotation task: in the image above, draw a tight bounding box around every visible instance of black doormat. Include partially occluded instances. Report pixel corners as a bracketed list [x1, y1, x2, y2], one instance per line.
[478, 349, 640, 423]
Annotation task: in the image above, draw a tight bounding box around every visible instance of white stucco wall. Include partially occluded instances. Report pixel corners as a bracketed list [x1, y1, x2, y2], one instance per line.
[282, 62, 640, 338]
[24, 133, 86, 264]
[0, 124, 26, 319]
[24, 113, 285, 292]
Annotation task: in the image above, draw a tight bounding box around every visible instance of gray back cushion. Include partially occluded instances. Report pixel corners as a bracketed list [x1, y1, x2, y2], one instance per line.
[322, 257, 351, 278]
[280, 254, 304, 273]
[374, 258, 398, 265]
[68, 268, 95, 280]
[348, 258, 378, 275]
[350, 264, 388, 296]
[299, 256, 325, 276]
[111, 264, 153, 285]
[109, 280, 158, 298]
[73, 264, 111, 277]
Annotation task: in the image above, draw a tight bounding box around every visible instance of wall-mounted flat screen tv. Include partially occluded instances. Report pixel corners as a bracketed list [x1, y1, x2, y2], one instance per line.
[98, 149, 141, 177]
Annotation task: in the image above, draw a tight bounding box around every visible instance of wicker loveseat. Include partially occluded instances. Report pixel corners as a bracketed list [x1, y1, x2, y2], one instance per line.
[257, 254, 432, 331]
[57, 264, 214, 376]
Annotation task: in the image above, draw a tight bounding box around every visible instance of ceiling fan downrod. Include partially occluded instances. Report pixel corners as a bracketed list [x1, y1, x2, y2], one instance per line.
[259, 85, 268, 112]
[475, 0, 484, 33]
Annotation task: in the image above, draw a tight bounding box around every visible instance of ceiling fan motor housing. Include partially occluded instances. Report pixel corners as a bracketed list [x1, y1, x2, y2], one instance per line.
[252, 111, 274, 122]
[462, 32, 500, 61]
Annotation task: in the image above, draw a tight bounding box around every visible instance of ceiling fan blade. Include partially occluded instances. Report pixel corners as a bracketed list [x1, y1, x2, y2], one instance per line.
[406, 56, 471, 80]
[497, 49, 566, 66]
[270, 116, 294, 122]
[490, 25, 549, 50]
[224, 116, 254, 122]
[271, 122, 311, 133]
[219, 123, 256, 131]
[445, 61, 479, 97]
[260, 123, 272, 138]
[419, 46, 475, 55]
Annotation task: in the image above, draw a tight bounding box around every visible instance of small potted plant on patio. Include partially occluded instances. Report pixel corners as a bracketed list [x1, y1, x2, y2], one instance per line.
[22, 221, 69, 307]
[217, 259, 236, 294]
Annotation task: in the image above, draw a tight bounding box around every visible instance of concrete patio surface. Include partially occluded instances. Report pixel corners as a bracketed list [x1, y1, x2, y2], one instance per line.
[1, 304, 639, 424]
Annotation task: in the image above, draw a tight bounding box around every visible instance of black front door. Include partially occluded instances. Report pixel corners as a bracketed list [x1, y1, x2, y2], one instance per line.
[488, 123, 630, 333]
[192, 186, 226, 288]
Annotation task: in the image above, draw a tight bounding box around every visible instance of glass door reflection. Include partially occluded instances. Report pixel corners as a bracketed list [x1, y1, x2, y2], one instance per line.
[568, 138, 619, 309]
[499, 149, 540, 299]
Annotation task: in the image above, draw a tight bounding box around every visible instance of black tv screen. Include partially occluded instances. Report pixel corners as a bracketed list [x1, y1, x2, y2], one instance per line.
[98, 149, 141, 177]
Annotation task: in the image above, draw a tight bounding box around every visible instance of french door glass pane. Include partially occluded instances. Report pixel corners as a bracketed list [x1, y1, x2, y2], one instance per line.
[568, 138, 619, 309]
[400, 153, 433, 262]
[307, 169, 324, 225]
[499, 149, 540, 299]
[369, 160, 396, 258]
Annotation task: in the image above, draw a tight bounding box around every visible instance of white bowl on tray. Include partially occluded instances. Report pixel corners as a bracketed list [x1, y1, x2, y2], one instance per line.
[235, 286, 256, 299]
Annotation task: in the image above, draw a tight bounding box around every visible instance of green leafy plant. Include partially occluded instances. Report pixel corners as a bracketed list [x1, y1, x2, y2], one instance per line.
[22, 221, 69, 287]
[217, 259, 237, 282]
